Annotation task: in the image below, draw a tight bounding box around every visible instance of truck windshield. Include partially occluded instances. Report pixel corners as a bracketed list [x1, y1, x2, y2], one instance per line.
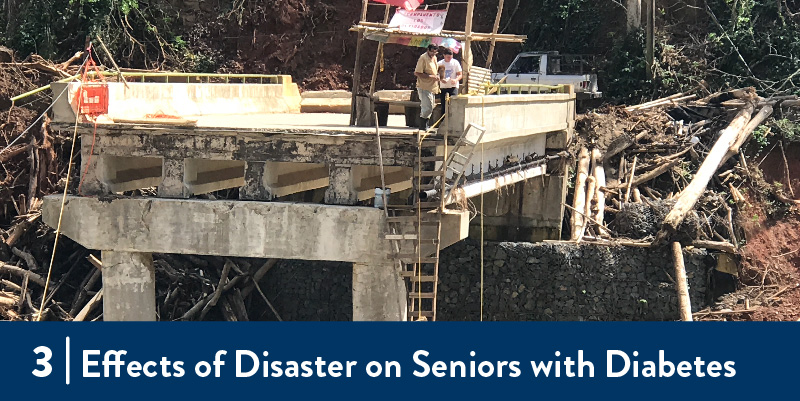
[508, 56, 540, 74]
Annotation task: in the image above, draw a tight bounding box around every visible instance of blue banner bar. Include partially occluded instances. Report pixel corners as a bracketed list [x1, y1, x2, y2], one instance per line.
[0, 322, 795, 399]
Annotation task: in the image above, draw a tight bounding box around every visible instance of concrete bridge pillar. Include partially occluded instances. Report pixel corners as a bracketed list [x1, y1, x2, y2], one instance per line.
[240, 161, 273, 200]
[101, 251, 157, 321]
[158, 157, 189, 198]
[325, 164, 359, 205]
[470, 174, 566, 242]
[352, 261, 407, 321]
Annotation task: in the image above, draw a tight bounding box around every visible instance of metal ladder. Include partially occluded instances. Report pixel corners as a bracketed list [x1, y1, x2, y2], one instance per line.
[383, 123, 487, 321]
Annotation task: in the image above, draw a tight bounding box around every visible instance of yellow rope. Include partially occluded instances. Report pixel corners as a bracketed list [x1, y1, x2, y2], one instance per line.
[37, 84, 83, 321]
[416, 129, 422, 319]
[480, 96, 485, 322]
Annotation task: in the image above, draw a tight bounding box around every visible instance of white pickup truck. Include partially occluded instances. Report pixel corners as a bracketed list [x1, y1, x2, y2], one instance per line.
[491, 51, 602, 99]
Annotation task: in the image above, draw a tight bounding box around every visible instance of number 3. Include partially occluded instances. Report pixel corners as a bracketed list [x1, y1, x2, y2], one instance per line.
[33, 346, 52, 377]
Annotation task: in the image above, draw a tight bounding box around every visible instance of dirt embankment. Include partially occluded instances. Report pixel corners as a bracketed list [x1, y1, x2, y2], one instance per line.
[733, 144, 800, 321]
[176, 0, 536, 92]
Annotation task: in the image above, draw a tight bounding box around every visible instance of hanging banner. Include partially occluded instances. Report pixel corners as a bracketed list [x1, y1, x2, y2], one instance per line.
[371, 0, 423, 11]
[388, 9, 448, 34]
[366, 32, 461, 53]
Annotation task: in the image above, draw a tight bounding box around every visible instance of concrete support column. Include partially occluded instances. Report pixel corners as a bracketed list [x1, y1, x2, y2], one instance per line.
[78, 134, 107, 196]
[101, 251, 156, 321]
[158, 157, 189, 198]
[325, 164, 358, 205]
[469, 175, 567, 242]
[352, 262, 407, 321]
[240, 161, 273, 200]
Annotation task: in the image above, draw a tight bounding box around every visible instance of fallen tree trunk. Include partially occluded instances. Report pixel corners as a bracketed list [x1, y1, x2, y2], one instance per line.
[655, 103, 755, 244]
[692, 240, 737, 254]
[723, 105, 774, 163]
[570, 148, 590, 241]
[698, 87, 755, 104]
[625, 94, 696, 111]
[609, 158, 680, 189]
[0, 263, 48, 286]
[625, 92, 688, 111]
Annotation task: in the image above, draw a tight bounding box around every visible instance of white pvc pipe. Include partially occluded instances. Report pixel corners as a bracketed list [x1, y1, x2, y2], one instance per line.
[446, 163, 547, 204]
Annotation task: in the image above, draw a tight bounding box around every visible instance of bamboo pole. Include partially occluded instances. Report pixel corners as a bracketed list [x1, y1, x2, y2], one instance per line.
[671, 242, 693, 321]
[350, 0, 370, 126]
[369, 4, 391, 96]
[462, 0, 475, 95]
[570, 148, 590, 241]
[485, 0, 505, 69]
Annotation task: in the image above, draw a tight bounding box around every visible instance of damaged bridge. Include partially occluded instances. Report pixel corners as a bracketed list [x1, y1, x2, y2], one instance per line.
[42, 73, 575, 321]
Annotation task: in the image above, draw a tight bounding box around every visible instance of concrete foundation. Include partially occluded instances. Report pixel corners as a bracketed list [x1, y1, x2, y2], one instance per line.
[353, 262, 407, 321]
[101, 251, 156, 321]
[470, 174, 568, 242]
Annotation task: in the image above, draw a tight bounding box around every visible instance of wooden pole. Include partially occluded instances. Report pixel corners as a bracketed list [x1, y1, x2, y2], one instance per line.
[645, 0, 655, 79]
[570, 148, 590, 241]
[671, 242, 693, 321]
[591, 149, 607, 233]
[463, 0, 475, 94]
[360, 0, 368, 21]
[350, 0, 370, 126]
[369, 4, 391, 96]
[581, 176, 596, 241]
[485, 0, 505, 69]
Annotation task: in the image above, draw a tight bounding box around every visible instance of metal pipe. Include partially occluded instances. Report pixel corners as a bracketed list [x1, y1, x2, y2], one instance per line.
[419, 189, 438, 200]
[445, 163, 547, 205]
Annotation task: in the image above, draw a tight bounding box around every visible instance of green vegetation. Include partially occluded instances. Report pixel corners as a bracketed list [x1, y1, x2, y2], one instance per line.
[1, 0, 219, 71]
[1, 0, 799, 101]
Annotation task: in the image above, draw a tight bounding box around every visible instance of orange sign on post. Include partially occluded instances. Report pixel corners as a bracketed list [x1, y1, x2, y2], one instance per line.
[74, 51, 109, 117]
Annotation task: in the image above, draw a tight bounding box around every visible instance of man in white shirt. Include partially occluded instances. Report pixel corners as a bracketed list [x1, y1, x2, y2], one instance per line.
[437, 48, 462, 116]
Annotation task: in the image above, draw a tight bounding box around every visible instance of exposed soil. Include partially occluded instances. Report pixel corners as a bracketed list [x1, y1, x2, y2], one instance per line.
[758, 142, 800, 200]
[705, 164, 800, 321]
[177, 0, 533, 92]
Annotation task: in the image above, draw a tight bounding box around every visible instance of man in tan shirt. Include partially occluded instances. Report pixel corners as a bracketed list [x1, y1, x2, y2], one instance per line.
[414, 44, 441, 130]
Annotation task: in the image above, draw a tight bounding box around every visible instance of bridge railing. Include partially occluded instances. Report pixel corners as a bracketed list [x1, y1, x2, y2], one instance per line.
[11, 72, 290, 104]
[480, 83, 572, 96]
